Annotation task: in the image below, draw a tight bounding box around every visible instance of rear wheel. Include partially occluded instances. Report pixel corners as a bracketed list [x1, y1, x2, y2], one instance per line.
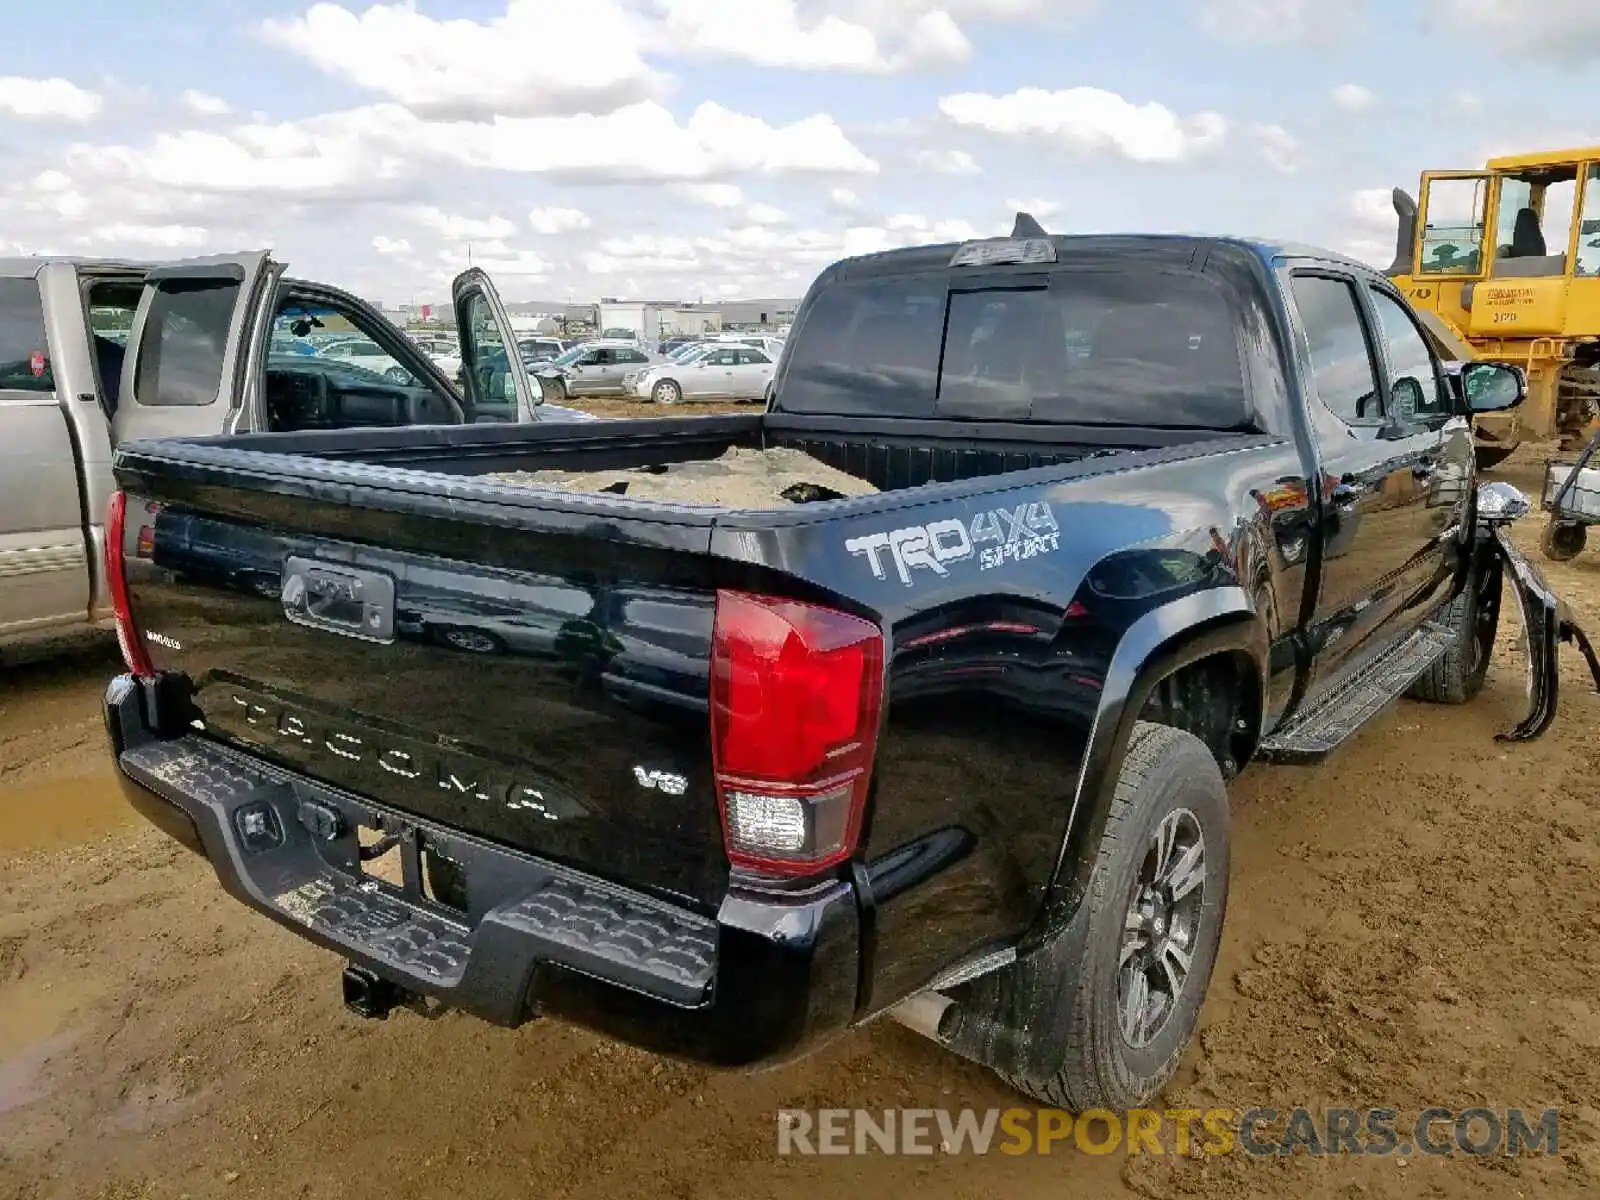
[996, 722, 1229, 1111]
[1541, 520, 1588, 563]
[1407, 552, 1500, 704]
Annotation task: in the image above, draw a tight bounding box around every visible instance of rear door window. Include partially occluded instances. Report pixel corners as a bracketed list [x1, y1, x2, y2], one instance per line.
[780, 267, 1249, 427]
[133, 278, 241, 406]
[0, 277, 54, 392]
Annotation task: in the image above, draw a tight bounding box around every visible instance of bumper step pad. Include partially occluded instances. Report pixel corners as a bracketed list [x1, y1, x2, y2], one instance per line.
[118, 736, 717, 1014]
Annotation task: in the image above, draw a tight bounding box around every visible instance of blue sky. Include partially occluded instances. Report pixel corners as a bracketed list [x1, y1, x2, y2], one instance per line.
[1, 0, 1597, 304]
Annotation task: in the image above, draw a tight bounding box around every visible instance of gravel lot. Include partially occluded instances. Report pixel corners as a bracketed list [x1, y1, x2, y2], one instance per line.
[3, 447, 1599, 1199]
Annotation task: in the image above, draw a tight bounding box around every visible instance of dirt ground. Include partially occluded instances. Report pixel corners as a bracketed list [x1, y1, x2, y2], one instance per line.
[4, 446, 1600, 1199]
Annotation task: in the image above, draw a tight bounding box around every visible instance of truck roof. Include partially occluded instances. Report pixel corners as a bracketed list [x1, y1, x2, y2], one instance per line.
[826, 232, 1366, 283]
[0, 255, 152, 278]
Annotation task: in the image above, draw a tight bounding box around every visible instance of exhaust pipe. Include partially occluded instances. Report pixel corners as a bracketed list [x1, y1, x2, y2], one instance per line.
[887, 990, 959, 1041]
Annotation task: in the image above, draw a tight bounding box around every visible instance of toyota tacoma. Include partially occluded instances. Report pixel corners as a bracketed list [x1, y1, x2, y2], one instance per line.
[102, 220, 1597, 1110]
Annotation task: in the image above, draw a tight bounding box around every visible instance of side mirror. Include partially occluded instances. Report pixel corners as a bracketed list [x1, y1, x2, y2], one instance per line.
[1462, 361, 1526, 412]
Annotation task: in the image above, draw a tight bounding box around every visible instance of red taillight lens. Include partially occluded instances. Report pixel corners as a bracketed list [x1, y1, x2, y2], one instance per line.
[105, 490, 154, 677]
[710, 591, 883, 875]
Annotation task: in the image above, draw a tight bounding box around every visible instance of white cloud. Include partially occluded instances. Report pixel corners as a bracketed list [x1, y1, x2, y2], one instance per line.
[1194, 0, 1360, 45]
[80, 223, 209, 248]
[743, 202, 788, 225]
[372, 235, 411, 254]
[912, 147, 980, 174]
[470, 248, 553, 276]
[1429, 0, 1600, 60]
[673, 182, 745, 208]
[259, 0, 665, 118]
[578, 212, 985, 286]
[830, 188, 864, 211]
[939, 87, 1226, 164]
[68, 99, 877, 206]
[1350, 188, 1400, 231]
[527, 206, 592, 234]
[405, 206, 517, 240]
[0, 75, 102, 121]
[650, 0, 970, 71]
[180, 89, 232, 117]
[1252, 123, 1300, 173]
[1331, 84, 1375, 112]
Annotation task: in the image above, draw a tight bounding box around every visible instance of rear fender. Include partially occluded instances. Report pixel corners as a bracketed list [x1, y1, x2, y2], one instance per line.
[942, 587, 1264, 1088]
[1041, 585, 1265, 926]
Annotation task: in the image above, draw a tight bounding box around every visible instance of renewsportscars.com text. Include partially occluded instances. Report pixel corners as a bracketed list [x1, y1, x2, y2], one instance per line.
[776, 1106, 1561, 1157]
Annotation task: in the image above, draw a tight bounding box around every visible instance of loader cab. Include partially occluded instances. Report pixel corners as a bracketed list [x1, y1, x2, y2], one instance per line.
[1402, 152, 1600, 341]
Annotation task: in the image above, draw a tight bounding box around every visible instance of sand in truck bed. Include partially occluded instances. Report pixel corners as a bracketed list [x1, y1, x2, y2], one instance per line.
[485, 445, 879, 508]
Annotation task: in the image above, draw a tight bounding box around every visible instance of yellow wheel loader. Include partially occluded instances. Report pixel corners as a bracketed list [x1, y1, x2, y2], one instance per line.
[1387, 146, 1600, 468]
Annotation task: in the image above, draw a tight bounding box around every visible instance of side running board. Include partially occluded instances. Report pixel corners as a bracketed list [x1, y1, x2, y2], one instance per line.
[1259, 622, 1453, 764]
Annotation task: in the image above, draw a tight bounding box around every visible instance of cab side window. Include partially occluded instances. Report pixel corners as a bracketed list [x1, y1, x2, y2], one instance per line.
[1367, 287, 1450, 421]
[1291, 275, 1381, 424]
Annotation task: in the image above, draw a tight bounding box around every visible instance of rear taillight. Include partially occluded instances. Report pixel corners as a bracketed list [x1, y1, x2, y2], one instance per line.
[710, 591, 884, 876]
[105, 490, 154, 677]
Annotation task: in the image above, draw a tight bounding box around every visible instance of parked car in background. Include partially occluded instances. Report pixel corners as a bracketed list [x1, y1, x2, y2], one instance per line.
[532, 340, 657, 402]
[317, 337, 412, 383]
[408, 334, 463, 380]
[712, 333, 786, 359]
[632, 343, 776, 404]
[517, 337, 567, 367]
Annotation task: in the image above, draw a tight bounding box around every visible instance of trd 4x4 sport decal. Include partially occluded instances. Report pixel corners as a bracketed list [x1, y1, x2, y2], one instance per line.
[845, 502, 1060, 587]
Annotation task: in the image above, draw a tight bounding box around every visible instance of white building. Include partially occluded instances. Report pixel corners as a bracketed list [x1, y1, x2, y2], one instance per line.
[596, 301, 722, 342]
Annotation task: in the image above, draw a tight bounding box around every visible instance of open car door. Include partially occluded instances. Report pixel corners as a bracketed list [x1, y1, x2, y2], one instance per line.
[113, 251, 282, 444]
[451, 267, 541, 423]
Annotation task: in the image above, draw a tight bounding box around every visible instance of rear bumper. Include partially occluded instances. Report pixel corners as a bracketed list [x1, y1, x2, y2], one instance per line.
[104, 675, 860, 1067]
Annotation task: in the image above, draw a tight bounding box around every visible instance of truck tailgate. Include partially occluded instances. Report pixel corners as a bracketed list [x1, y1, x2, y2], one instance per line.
[116, 455, 748, 911]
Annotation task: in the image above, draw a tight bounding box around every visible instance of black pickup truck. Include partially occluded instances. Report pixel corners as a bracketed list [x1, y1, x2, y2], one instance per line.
[102, 226, 1597, 1111]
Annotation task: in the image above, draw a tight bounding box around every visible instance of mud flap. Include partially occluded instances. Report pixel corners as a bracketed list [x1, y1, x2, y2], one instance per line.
[1490, 527, 1600, 741]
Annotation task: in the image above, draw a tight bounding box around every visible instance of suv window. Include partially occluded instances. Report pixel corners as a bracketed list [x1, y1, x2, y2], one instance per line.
[780, 268, 1248, 426]
[1290, 275, 1381, 424]
[0, 277, 54, 393]
[621, 349, 648, 364]
[133, 279, 240, 406]
[739, 349, 771, 365]
[1367, 287, 1449, 421]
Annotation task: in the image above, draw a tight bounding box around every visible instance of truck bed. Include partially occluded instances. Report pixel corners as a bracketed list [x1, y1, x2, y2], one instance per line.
[134, 411, 1255, 527]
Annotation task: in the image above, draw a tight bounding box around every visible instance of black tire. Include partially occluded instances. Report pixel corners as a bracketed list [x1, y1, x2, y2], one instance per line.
[1407, 552, 1501, 704]
[651, 379, 683, 405]
[1475, 445, 1516, 471]
[998, 722, 1229, 1111]
[1541, 520, 1587, 563]
[541, 376, 568, 405]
